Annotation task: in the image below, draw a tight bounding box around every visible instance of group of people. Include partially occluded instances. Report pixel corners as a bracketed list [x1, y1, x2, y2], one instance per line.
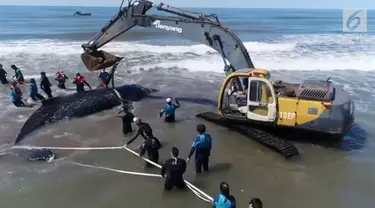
[0, 64, 113, 107]
[117, 98, 263, 208]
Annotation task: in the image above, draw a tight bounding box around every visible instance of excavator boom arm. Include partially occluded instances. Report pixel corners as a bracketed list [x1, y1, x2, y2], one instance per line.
[82, 0, 254, 75]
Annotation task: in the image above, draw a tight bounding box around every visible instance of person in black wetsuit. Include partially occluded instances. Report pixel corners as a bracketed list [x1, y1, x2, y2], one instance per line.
[125, 117, 153, 146]
[248, 198, 263, 208]
[139, 133, 161, 168]
[40, 72, 53, 98]
[117, 104, 134, 135]
[0, 64, 8, 84]
[161, 147, 187, 191]
[11, 65, 24, 84]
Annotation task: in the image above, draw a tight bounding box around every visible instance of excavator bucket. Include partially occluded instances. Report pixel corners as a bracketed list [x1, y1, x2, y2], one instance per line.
[81, 50, 124, 71]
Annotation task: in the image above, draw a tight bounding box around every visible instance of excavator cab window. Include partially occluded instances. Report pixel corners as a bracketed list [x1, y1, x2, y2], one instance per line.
[248, 80, 274, 116]
[222, 76, 249, 114]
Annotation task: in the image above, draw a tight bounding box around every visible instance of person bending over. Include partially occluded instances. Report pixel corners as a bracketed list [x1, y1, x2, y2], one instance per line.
[125, 117, 153, 146]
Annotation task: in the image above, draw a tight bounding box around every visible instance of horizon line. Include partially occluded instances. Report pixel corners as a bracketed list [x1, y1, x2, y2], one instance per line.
[0, 4, 372, 10]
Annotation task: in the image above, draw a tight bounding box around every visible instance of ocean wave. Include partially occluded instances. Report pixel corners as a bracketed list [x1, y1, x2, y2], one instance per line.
[0, 33, 373, 73]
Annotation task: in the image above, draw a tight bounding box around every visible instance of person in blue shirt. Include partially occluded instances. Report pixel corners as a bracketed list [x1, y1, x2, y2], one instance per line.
[159, 97, 180, 123]
[9, 81, 25, 107]
[187, 124, 212, 174]
[28, 78, 45, 101]
[213, 181, 236, 208]
[98, 69, 109, 88]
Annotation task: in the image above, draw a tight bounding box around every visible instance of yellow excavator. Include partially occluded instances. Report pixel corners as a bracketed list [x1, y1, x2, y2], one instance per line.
[79, 0, 355, 157]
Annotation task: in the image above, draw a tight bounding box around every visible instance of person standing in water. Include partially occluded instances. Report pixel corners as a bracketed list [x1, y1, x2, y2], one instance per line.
[40, 72, 53, 98]
[159, 97, 180, 123]
[161, 147, 187, 191]
[125, 117, 153, 146]
[28, 78, 45, 101]
[98, 69, 109, 88]
[248, 198, 262, 208]
[55, 70, 68, 89]
[9, 81, 25, 107]
[213, 181, 236, 208]
[73, 73, 91, 92]
[117, 104, 135, 135]
[187, 124, 212, 174]
[0, 64, 8, 84]
[11, 65, 24, 84]
[139, 132, 161, 167]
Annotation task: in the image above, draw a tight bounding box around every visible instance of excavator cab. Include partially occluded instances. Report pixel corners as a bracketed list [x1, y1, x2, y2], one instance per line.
[219, 69, 277, 123]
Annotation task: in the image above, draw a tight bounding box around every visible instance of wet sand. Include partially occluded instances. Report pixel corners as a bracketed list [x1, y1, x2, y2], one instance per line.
[0, 69, 375, 208]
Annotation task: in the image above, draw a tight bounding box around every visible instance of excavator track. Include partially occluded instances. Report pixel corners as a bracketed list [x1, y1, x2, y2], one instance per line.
[196, 112, 299, 159]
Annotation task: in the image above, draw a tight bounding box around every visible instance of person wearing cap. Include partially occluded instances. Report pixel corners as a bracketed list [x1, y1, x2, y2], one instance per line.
[213, 181, 236, 208]
[159, 97, 180, 123]
[125, 117, 153, 146]
[117, 104, 134, 135]
[187, 124, 212, 174]
[161, 147, 187, 191]
[0, 64, 8, 84]
[40, 72, 53, 98]
[248, 198, 262, 208]
[11, 64, 24, 84]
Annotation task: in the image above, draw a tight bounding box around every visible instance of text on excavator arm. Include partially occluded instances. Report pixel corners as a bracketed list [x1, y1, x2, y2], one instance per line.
[81, 0, 254, 77]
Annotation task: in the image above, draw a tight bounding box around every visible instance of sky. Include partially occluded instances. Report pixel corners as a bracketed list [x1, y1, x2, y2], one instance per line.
[0, 0, 374, 9]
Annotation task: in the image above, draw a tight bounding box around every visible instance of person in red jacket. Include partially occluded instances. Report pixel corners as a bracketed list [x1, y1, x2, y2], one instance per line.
[72, 73, 91, 92]
[55, 70, 68, 89]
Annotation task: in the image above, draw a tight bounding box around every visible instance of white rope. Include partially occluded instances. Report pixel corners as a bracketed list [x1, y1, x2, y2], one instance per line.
[11, 144, 213, 203]
[72, 162, 162, 178]
[12, 145, 124, 150]
[123, 146, 213, 202]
